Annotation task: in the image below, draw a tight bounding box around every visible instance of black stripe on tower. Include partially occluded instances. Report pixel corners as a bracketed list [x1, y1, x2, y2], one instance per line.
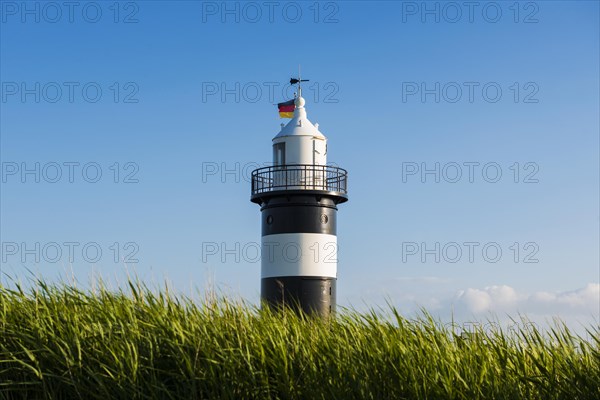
[261, 276, 336, 316]
[261, 199, 337, 236]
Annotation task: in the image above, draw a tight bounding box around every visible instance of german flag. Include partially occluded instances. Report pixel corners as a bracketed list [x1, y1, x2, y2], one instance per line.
[277, 99, 295, 118]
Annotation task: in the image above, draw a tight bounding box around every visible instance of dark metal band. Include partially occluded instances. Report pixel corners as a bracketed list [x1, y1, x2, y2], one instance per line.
[259, 193, 339, 210]
[261, 276, 336, 317]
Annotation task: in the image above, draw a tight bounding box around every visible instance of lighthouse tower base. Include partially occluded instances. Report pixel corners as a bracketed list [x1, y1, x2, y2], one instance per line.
[261, 277, 336, 316]
[255, 192, 342, 317]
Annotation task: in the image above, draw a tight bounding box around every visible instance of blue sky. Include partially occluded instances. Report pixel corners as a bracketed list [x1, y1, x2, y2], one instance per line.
[1, 1, 598, 330]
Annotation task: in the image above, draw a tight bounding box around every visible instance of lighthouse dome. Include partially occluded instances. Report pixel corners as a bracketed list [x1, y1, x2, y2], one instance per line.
[274, 95, 326, 139]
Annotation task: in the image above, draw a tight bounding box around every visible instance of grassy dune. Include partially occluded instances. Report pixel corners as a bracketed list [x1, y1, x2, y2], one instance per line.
[0, 280, 598, 399]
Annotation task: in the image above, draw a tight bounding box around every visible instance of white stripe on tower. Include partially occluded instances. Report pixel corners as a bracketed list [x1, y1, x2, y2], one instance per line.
[261, 233, 337, 278]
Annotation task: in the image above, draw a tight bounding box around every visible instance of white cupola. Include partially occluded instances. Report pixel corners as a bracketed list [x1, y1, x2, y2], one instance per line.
[272, 95, 327, 166]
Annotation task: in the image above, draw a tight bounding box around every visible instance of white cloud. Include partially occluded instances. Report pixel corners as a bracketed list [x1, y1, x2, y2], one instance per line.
[456, 285, 519, 313]
[455, 283, 600, 316]
[344, 279, 598, 334]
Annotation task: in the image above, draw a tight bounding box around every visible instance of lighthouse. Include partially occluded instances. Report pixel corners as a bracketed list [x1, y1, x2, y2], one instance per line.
[250, 80, 348, 317]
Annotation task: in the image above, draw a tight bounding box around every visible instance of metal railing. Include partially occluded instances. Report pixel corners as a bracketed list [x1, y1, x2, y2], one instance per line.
[251, 164, 348, 195]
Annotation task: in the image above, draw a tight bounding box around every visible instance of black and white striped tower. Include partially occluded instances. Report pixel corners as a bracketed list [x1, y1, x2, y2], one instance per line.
[250, 83, 348, 317]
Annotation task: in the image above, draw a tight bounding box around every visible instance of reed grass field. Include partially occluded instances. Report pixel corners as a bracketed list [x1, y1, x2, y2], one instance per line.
[0, 279, 598, 399]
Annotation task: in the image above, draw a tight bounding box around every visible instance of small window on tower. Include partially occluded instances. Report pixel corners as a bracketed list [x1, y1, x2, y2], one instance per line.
[273, 143, 285, 166]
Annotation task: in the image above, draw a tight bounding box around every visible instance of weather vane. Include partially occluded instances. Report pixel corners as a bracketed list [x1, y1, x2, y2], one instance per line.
[290, 65, 309, 97]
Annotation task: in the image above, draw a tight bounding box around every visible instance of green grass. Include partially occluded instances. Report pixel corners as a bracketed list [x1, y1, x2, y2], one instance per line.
[0, 279, 598, 399]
